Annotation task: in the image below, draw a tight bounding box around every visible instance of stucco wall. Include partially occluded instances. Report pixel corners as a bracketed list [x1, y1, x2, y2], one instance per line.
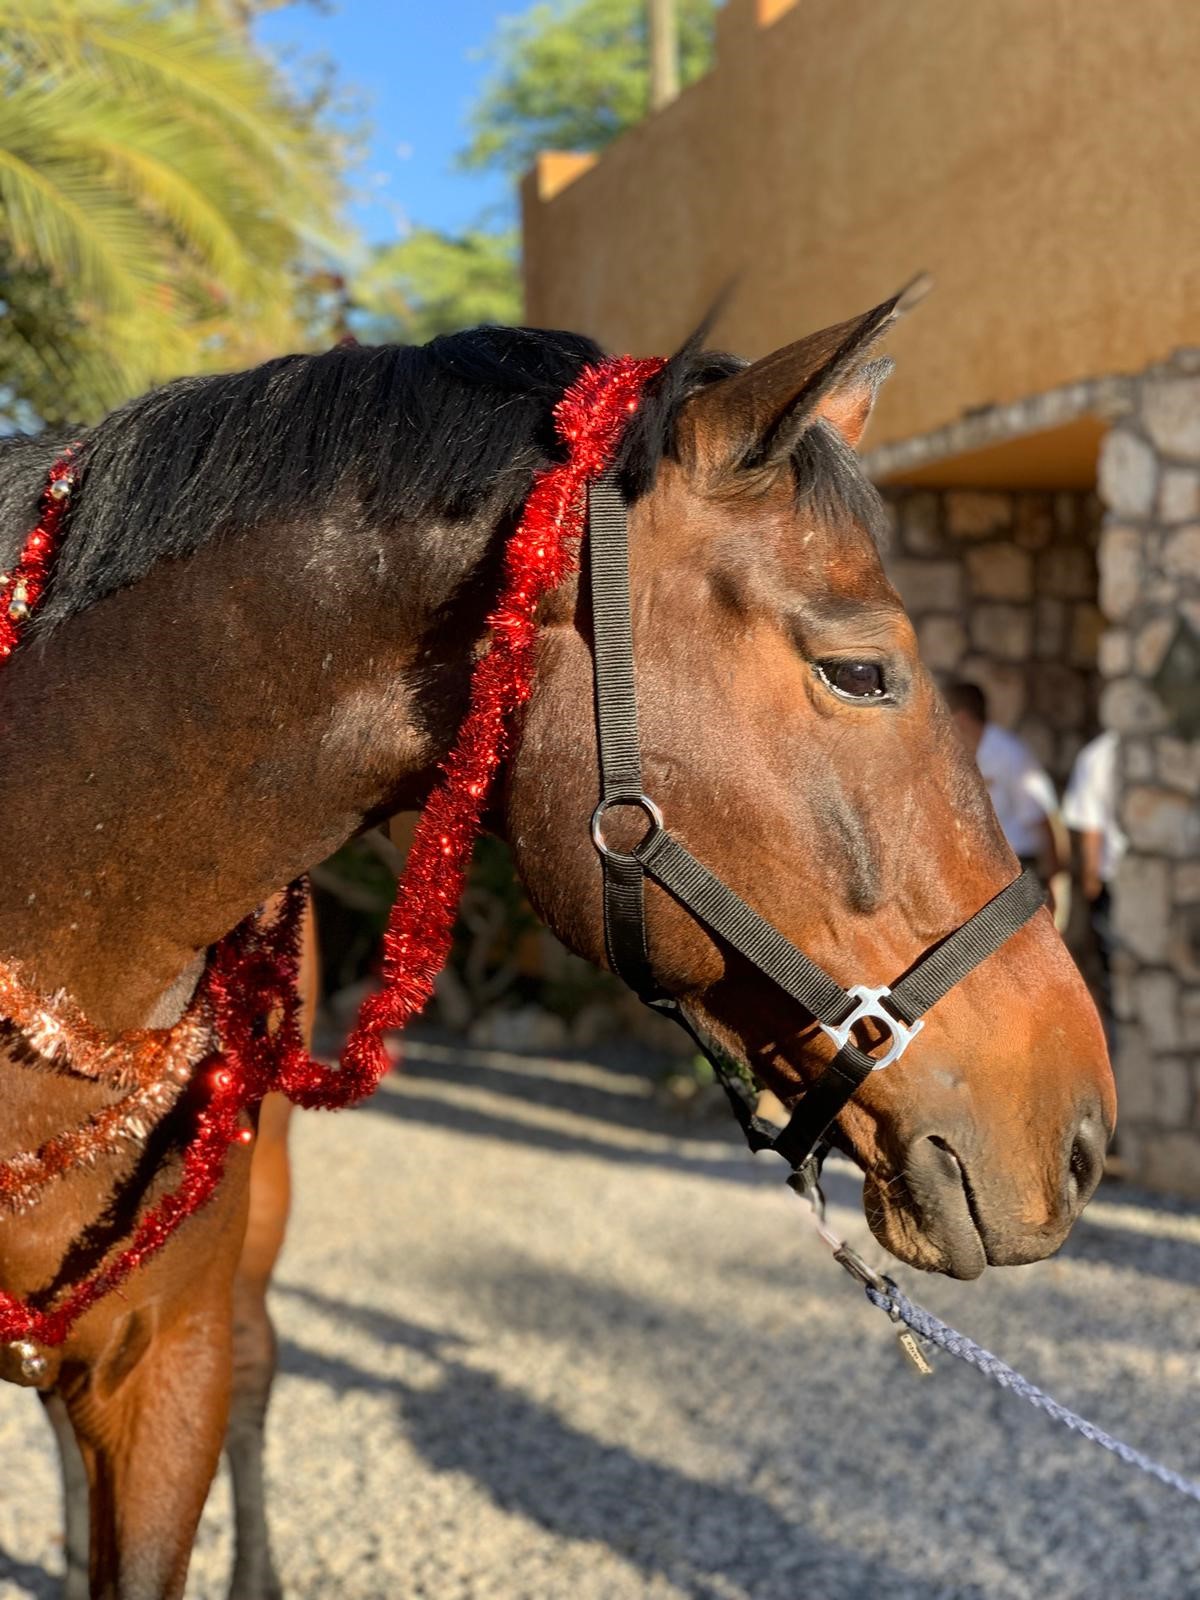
[523, 0, 1200, 455]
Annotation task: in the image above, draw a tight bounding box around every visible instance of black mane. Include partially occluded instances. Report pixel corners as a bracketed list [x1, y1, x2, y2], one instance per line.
[0, 324, 883, 628]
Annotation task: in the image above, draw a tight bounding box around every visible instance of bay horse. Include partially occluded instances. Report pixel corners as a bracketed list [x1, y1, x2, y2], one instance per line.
[0, 302, 1115, 1597]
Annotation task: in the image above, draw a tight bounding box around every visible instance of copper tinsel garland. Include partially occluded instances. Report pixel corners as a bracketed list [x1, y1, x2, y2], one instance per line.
[0, 1079, 188, 1216]
[0, 960, 211, 1090]
[0, 356, 662, 1348]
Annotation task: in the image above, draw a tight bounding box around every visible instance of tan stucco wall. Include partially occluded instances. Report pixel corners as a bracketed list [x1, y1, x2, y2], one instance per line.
[522, 0, 1200, 453]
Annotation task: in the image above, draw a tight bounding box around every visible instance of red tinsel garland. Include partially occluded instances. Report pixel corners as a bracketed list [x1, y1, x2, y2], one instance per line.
[0, 449, 76, 660]
[278, 354, 663, 1105]
[0, 355, 662, 1349]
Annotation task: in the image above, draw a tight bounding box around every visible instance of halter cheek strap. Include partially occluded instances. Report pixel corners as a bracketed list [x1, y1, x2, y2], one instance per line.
[586, 468, 1046, 1179]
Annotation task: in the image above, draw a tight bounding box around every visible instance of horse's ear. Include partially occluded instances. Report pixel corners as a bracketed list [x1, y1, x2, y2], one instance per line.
[683, 278, 927, 474]
[807, 356, 894, 451]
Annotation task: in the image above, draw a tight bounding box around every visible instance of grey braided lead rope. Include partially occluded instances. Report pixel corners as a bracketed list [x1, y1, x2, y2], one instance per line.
[865, 1280, 1200, 1505]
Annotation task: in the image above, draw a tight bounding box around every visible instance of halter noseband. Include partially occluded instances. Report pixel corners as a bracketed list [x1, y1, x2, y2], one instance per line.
[585, 468, 1046, 1183]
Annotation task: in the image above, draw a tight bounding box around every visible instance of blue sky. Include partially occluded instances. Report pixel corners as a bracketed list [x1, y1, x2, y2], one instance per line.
[256, 1, 518, 247]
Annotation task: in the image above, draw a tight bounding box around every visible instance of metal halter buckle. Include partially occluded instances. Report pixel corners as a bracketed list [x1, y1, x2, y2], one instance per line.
[589, 793, 663, 861]
[819, 984, 924, 1071]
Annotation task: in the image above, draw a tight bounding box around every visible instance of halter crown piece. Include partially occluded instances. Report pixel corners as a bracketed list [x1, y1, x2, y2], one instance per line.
[0, 356, 663, 1353]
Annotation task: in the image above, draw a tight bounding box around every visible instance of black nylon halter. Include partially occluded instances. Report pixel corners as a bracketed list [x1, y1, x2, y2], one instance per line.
[586, 468, 1046, 1181]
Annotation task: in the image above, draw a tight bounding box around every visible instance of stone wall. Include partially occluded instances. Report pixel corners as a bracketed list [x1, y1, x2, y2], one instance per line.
[1096, 355, 1200, 1194]
[882, 488, 1103, 784]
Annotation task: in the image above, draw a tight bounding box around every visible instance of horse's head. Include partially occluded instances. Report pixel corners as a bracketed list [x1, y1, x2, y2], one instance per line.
[505, 299, 1115, 1280]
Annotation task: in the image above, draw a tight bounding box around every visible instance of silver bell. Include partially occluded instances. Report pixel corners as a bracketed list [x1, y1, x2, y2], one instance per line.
[10, 1339, 47, 1381]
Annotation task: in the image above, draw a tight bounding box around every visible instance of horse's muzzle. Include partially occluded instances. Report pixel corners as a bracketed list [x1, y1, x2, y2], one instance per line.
[866, 1097, 1110, 1280]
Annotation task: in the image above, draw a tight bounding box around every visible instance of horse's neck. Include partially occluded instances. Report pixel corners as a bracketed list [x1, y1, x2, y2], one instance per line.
[0, 505, 497, 1029]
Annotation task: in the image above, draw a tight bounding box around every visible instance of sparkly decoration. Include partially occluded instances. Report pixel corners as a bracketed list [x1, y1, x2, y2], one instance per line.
[0, 889, 308, 1347]
[0, 450, 75, 659]
[0, 357, 663, 1347]
[8, 1339, 47, 1383]
[0, 1078, 190, 1216]
[0, 958, 210, 1090]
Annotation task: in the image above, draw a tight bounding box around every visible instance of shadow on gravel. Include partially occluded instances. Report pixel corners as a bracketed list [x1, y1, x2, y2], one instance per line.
[278, 1272, 772, 1393]
[368, 1081, 769, 1187]
[397, 1050, 734, 1145]
[277, 1285, 470, 1366]
[276, 1316, 984, 1600]
[0, 1548, 58, 1599]
[1062, 1216, 1200, 1289]
[1068, 1184, 1200, 1292]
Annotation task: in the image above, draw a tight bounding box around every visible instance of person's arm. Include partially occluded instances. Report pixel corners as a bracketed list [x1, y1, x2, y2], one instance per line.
[1063, 742, 1106, 902]
[1014, 760, 1065, 920]
[1019, 766, 1061, 873]
[1038, 809, 1067, 881]
[1025, 813, 1064, 923]
[1078, 827, 1105, 902]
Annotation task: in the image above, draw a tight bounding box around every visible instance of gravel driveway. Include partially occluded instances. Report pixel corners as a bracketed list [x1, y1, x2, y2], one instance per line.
[0, 1038, 1196, 1599]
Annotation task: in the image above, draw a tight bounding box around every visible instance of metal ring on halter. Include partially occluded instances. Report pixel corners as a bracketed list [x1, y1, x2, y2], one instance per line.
[818, 984, 925, 1072]
[590, 794, 664, 861]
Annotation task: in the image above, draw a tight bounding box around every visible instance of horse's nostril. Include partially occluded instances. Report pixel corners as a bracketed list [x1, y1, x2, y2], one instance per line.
[1066, 1108, 1108, 1216]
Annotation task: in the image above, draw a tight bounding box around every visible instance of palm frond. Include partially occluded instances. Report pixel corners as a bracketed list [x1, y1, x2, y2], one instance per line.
[0, 105, 155, 312]
[0, 1, 337, 212]
[0, 0, 354, 420]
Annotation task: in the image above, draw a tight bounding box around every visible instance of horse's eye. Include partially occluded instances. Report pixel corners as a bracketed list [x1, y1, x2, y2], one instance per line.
[818, 660, 887, 700]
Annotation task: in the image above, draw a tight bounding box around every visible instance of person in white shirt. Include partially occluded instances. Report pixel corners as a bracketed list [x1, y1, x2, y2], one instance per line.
[1063, 730, 1125, 901]
[1063, 730, 1124, 1041]
[945, 682, 1064, 889]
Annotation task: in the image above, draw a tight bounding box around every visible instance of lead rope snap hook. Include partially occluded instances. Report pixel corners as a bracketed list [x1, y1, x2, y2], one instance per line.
[792, 1168, 937, 1378]
[831, 1241, 888, 1292]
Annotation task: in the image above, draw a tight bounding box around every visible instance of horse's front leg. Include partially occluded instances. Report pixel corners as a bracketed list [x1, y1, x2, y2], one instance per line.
[226, 1093, 293, 1600]
[64, 1287, 235, 1600]
[227, 899, 313, 1600]
[39, 1390, 90, 1600]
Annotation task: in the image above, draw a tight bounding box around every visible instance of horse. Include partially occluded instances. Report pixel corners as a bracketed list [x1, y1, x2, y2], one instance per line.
[0, 300, 1115, 1597]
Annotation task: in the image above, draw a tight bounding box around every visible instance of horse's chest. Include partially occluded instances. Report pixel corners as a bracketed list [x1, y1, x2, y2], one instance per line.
[0, 1048, 144, 1269]
[0, 1039, 245, 1368]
